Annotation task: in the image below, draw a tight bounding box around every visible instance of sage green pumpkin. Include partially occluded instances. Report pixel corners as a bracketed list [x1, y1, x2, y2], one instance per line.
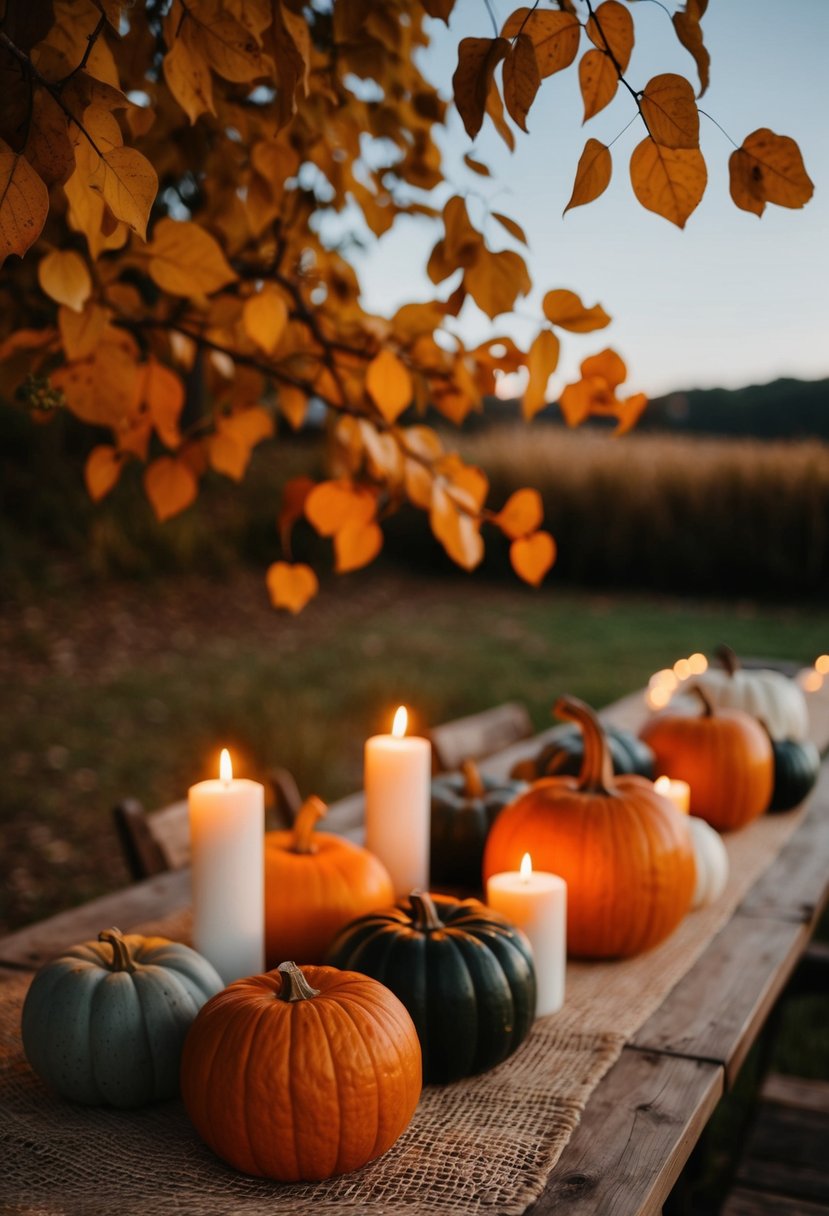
[511, 725, 655, 783]
[430, 760, 526, 889]
[21, 928, 223, 1107]
[768, 738, 820, 812]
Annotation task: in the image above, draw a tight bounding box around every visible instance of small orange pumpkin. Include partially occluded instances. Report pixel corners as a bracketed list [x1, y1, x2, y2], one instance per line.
[483, 696, 696, 959]
[640, 686, 773, 831]
[181, 961, 422, 1180]
[265, 796, 393, 965]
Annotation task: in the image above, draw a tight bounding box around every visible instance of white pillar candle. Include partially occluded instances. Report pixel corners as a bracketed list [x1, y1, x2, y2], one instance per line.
[188, 748, 265, 984]
[654, 775, 691, 815]
[487, 853, 566, 1017]
[364, 706, 431, 897]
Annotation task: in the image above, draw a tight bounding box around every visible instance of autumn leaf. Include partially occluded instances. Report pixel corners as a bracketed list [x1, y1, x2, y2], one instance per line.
[465, 248, 531, 319]
[485, 81, 515, 150]
[243, 286, 289, 353]
[728, 129, 814, 216]
[266, 561, 318, 614]
[585, 1, 633, 72]
[503, 34, 541, 133]
[630, 136, 707, 228]
[88, 145, 158, 241]
[442, 195, 483, 266]
[423, 0, 455, 22]
[430, 482, 484, 571]
[145, 218, 237, 296]
[164, 24, 216, 124]
[501, 9, 580, 79]
[543, 289, 611, 333]
[278, 385, 307, 429]
[335, 521, 383, 573]
[453, 37, 509, 140]
[492, 212, 528, 245]
[495, 488, 544, 539]
[25, 91, 74, 186]
[84, 445, 123, 501]
[582, 348, 627, 388]
[366, 349, 413, 422]
[579, 49, 618, 122]
[464, 153, 490, 176]
[615, 392, 649, 435]
[305, 479, 377, 537]
[191, 8, 274, 83]
[208, 431, 248, 480]
[143, 358, 184, 449]
[144, 456, 198, 521]
[640, 74, 700, 150]
[511, 531, 556, 586]
[38, 250, 92, 313]
[565, 139, 612, 213]
[59, 302, 109, 359]
[0, 141, 49, 265]
[673, 9, 710, 97]
[522, 329, 559, 420]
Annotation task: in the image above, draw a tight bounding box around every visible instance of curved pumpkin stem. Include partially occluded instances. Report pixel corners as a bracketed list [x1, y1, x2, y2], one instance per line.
[291, 795, 327, 854]
[461, 759, 485, 798]
[408, 890, 444, 933]
[553, 696, 614, 795]
[276, 961, 321, 1001]
[689, 684, 715, 717]
[716, 643, 740, 677]
[99, 928, 135, 973]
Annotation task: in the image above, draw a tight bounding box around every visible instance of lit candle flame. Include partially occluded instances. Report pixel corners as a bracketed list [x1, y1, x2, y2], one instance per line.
[220, 748, 233, 785]
[654, 775, 671, 796]
[520, 852, 532, 882]
[392, 706, 408, 738]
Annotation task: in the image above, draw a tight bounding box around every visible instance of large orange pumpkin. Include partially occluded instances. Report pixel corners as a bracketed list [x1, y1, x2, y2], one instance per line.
[640, 686, 773, 831]
[264, 796, 394, 965]
[181, 961, 422, 1181]
[483, 696, 696, 959]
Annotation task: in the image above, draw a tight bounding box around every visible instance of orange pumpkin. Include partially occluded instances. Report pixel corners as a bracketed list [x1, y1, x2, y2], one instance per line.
[640, 686, 773, 831]
[181, 961, 422, 1181]
[265, 797, 394, 965]
[483, 696, 696, 959]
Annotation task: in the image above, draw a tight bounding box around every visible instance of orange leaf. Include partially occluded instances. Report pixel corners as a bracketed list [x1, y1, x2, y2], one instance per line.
[58, 302, 109, 360]
[586, 1, 633, 72]
[88, 145, 157, 241]
[542, 289, 611, 333]
[728, 129, 813, 217]
[453, 37, 509, 140]
[559, 377, 601, 427]
[278, 385, 307, 429]
[84, 445, 123, 501]
[430, 483, 484, 571]
[335, 521, 383, 573]
[581, 347, 627, 388]
[146, 218, 237, 296]
[366, 349, 413, 423]
[615, 392, 649, 435]
[439, 455, 489, 513]
[522, 329, 559, 420]
[305, 480, 376, 537]
[492, 212, 528, 245]
[464, 154, 490, 176]
[503, 34, 541, 134]
[144, 358, 184, 449]
[208, 431, 247, 481]
[278, 475, 315, 548]
[629, 136, 707, 228]
[485, 80, 514, 151]
[266, 561, 318, 614]
[0, 142, 49, 266]
[565, 138, 612, 213]
[672, 10, 709, 97]
[579, 50, 618, 122]
[496, 488, 543, 539]
[442, 195, 483, 267]
[501, 9, 580, 79]
[164, 24, 216, 124]
[222, 405, 273, 449]
[511, 531, 556, 587]
[144, 456, 198, 521]
[465, 248, 531, 319]
[243, 286, 288, 354]
[640, 74, 699, 150]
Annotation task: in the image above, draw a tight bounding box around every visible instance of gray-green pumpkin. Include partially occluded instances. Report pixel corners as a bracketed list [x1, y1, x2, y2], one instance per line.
[21, 927, 223, 1107]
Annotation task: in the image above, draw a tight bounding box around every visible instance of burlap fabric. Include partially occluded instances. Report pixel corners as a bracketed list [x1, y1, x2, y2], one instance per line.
[0, 798, 811, 1216]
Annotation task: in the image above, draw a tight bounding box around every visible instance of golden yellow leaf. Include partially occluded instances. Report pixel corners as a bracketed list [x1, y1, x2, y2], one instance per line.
[586, 1, 633, 72]
[442, 195, 483, 267]
[485, 81, 515, 150]
[144, 358, 185, 449]
[278, 385, 307, 429]
[88, 145, 157, 241]
[305, 479, 377, 537]
[334, 521, 383, 573]
[221, 405, 274, 448]
[559, 377, 601, 427]
[728, 129, 813, 216]
[144, 455, 198, 521]
[510, 531, 556, 586]
[465, 248, 531, 319]
[38, 250, 92, 313]
[615, 392, 649, 435]
[190, 7, 274, 83]
[503, 34, 541, 134]
[440, 455, 489, 512]
[243, 287, 289, 354]
[164, 24, 216, 124]
[430, 482, 484, 571]
[641, 74, 699, 150]
[629, 136, 707, 228]
[52, 333, 141, 427]
[673, 10, 709, 97]
[522, 329, 559, 420]
[565, 138, 612, 213]
[453, 37, 509, 140]
[492, 212, 528, 245]
[146, 218, 237, 296]
[366, 349, 413, 423]
[266, 561, 318, 614]
[495, 488, 544, 539]
[542, 289, 611, 333]
[84, 444, 123, 501]
[581, 347, 627, 388]
[501, 8, 580, 78]
[0, 142, 49, 266]
[58, 303, 110, 360]
[208, 431, 247, 480]
[579, 49, 618, 122]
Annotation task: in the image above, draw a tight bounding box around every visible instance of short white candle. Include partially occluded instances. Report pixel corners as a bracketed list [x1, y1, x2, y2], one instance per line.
[487, 853, 566, 1017]
[188, 748, 264, 984]
[654, 775, 691, 815]
[364, 706, 431, 896]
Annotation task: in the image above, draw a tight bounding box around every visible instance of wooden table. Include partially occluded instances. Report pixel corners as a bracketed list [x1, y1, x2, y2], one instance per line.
[2, 679, 827, 1216]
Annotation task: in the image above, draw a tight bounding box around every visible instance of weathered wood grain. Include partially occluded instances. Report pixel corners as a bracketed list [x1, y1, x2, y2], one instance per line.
[760, 1073, 829, 1117]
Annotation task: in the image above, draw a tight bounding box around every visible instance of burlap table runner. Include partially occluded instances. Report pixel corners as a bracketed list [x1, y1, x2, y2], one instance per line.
[0, 799, 812, 1216]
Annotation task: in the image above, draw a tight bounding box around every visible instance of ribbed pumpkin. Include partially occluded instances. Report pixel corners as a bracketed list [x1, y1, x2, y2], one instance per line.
[641, 686, 774, 831]
[688, 817, 729, 908]
[325, 891, 536, 1084]
[511, 725, 655, 782]
[264, 796, 393, 966]
[430, 760, 526, 889]
[21, 928, 222, 1107]
[769, 738, 820, 812]
[685, 645, 809, 742]
[484, 696, 696, 959]
[181, 961, 421, 1181]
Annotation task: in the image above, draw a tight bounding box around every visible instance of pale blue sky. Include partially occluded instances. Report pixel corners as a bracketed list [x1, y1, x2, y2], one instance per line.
[351, 0, 829, 398]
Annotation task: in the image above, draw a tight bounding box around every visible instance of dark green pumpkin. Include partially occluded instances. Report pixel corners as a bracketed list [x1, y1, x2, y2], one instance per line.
[430, 760, 526, 889]
[324, 891, 536, 1084]
[511, 724, 655, 783]
[769, 738, 820, 812]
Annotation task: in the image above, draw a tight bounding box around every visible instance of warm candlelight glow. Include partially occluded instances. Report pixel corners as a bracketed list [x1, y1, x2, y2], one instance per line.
[673, 658, 691, 681]
[816, 655, 829, 675]
[520, 852, 532, 882]
[392, 706, 408, 738]
[688, 652, 708, 675]
[654, 776, 672, 796]
[654, 774, 691, 814]
[799, 669, 824, 693]
[220, 748, 233, 785]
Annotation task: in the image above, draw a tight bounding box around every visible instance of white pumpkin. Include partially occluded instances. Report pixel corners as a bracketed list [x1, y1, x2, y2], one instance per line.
[683, 646, 809, 742]
[689, 816, 729, 908]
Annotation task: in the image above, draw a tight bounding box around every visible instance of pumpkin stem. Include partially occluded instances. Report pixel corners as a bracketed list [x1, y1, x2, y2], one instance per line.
[291, 795, 327, 854]
[276, 961, 321, 1002]
[99, 928, 135, 973]
[553, 696, 614, 795]
[716, 644, 740, 677]
[461, 759, 485, 798]
[408, 890, 444, 933]
[689, 684, 715, 717]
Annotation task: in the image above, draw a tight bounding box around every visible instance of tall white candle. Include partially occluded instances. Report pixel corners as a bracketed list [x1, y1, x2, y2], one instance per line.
[487, 853, 567, 1017]
[654, 775, 691, 815]
[364, 706, 431, 896]
[188, 748, 264, 984]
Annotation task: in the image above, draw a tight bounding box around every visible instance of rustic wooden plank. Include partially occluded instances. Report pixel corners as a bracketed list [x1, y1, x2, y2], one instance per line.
[528, 1049, 722, 1216]
[723, 1187, 829, 1216]
[760, 1074, 829, 1117]
[735, 1098, 829, 1204]
[631, 914, 811, 1088]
